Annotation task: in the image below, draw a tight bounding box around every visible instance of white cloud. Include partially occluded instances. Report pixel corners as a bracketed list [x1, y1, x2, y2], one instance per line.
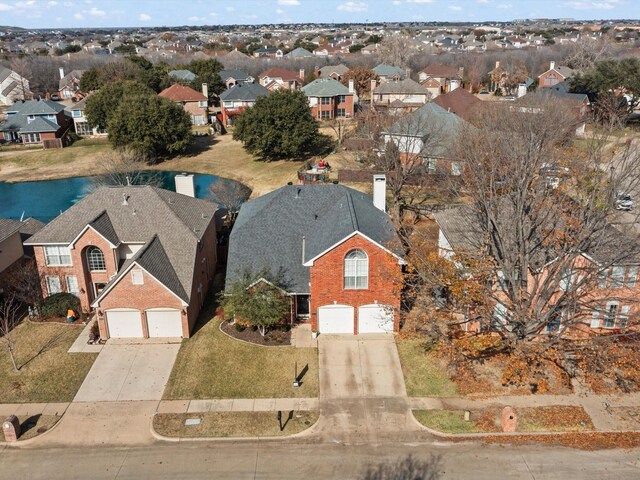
[276, 8, 285, 13]
[563, 0, 619, 9]
[209, 11, 218, 17]
[0, 2, 11, 11]
[89, 6, 105, 16]
[449, 5, 462, 10]
[48, 1, 59, 6]
[496, 3, 512, 8]
[393, 0, 433, 4]
[73, 12, 84, 19]
[277, 0, 300, 5]
[139, 13, 151, 21]
[476, 0, 492, 3]
[337, 1, 368, 12]
[225, 6, 235, 12]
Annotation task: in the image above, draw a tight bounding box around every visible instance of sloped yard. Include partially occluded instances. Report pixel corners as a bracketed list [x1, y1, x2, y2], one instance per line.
[164, 312, 319, 400]
[0, 321, 97, 403]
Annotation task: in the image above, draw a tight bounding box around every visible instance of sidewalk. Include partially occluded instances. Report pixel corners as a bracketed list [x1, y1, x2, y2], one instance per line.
[156, 397, 319, 414]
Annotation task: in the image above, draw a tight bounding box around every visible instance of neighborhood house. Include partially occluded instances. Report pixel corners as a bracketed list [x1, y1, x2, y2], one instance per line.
[225, 180, 404, 335]
[0, 99, 70, 146]
[25, 179, 218, 340]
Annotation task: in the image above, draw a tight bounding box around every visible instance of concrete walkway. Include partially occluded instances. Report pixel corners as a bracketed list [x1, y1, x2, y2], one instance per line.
[67, 320, 103, 353]
[156, 397, 319, 414]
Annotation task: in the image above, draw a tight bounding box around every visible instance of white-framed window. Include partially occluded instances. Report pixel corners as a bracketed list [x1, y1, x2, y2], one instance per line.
[604, 301, 619, 328]
[22, 133, 41, 143]
[86, 246, 106, 272]
[619, 305, 630, 329]
[321, 110, 331, 119]
[425, 157, 437, 174]
[75, 121, 91, 136]
[65, 275, 79, 296]
[496, 271, 508, 291]
[451, 161, 461, 176]
[611, 266, 625, 289]
[598, 269, 608, 289]
[560, 269, 573, 291]
[44, 245, 72, 266]
[337, 108, 346, 117]
[46, 275, 62, 295]
[344, 249, 368, 289]
[72, 110, 82, 117]
[492, 302, 508, 329]
[131, 269, 144, 285]
[625, 266, 638, 288]
[321, 97, 331, 105]
[590, 309, 600, 329]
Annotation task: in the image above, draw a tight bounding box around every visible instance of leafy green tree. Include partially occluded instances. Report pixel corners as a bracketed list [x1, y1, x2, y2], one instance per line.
[233, 90, 319, 160]
[570, 57, 640, 125]
[220, 275, 290, 337]
[107, 94, 192, 159]
[79, 67, 101, 91]
[85, 80, 153, 130]
[185, 58, 225, 98]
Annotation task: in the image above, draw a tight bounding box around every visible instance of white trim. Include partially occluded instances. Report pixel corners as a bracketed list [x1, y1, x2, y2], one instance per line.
[302, 231, 405, 266]
[91, 260, 188, 308]
[246, 278, 290, 295]
[69, 224, 118, 249]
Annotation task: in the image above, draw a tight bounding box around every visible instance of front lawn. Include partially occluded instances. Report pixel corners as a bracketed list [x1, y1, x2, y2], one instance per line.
[164, 308, 319, 399]
[0, 321, 97, 403]
[413, 406, 593, 434]
[153, 411, 318, 438]
[396, 337, 457, 397]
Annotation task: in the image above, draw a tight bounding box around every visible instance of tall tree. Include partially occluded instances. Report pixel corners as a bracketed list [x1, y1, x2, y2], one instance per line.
[209, 180, 252, 229]
[84, 80, 153, 130]
[107, 94, 192, 159]
[0, 292, 21, 372]
[341, 66, 379, 97]
[233, 89, 319, 160]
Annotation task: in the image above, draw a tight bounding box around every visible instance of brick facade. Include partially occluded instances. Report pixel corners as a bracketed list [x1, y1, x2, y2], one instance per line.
[309, 94, 354, 120]
[309, 233, 402, 333]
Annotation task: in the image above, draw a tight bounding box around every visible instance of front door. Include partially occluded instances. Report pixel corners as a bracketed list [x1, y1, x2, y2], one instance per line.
[296, 295, 310, 320]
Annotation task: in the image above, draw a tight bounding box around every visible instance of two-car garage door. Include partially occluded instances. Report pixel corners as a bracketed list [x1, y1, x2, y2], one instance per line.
[318, 304, 394, 334]
[104, 308, 183, 338]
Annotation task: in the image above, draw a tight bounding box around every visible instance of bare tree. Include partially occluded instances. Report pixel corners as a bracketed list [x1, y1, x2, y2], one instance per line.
[0, 291, 22, 372]
[1, 258, 42, 314]
[209, 180, 252, 228]
[564, 37, 614, 71]
[378, 35, 413, 69]
[410, 94, 640, 353]
[9, 56, 32, 101]
[92, 150, 162, 187]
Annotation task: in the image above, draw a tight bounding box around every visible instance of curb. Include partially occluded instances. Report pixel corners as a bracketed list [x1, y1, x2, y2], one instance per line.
[149, 411, 321, 443]
[0, 412, 67, 448]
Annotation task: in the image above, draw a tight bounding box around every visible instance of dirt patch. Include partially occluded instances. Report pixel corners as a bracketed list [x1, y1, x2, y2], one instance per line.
[607, 407, 640, 431]
[220, 320, 292, 346]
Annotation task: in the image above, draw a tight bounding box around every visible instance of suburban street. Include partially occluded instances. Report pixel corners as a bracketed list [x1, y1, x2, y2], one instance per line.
[1, 438, 639, 479]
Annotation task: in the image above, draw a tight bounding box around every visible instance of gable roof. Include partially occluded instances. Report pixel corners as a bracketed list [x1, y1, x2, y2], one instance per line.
[319, 64, 349, 77]
[159, 83, 206, 102]
[540, 64, 575, 79]
[432, 88, 483, 122]
[286, 47, 314, 58]
[219, 69, 250, 82]
[420, 64, 462, 78]
[258, 67, 300, 82]
[302, 78, 351, 97]
[26, 185, 218, 304]
[0, 217, 44, 244]
[59, 70, 84, 90]
[373, 64, 405, 78]
[372, 78, 429, 95]
[226, 184, 402, 294]
[219, 82, 269, 102]
[6, 99, 65, 115]
[168, 69, 196, 81]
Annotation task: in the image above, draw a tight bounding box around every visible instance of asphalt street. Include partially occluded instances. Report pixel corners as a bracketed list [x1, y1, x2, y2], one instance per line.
[1, 438, 639, 479]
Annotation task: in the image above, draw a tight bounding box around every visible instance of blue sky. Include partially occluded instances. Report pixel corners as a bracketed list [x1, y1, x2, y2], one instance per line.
[0, 0, 636, 29]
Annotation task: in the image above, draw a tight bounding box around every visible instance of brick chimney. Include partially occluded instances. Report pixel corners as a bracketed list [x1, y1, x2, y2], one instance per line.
[348, 79, 354, 94]
[299, 68, 305, 81]
[550, 61, 556, 71]
[59, 67, 64, 79]
[314, 65, 319, 77]
[202, 83, 208, 99]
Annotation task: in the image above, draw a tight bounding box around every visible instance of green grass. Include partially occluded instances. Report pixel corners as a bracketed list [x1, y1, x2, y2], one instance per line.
[0, 321, 97, 403]
[396, 337, 457, 397]
[153, 411, 318, 438]
[413, 410, 481, 434]
[163, 291, 319, 399]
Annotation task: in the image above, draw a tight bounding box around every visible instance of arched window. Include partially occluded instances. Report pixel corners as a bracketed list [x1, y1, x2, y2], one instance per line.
[87, 246, 106, 272]
[344, 249, 368, 289]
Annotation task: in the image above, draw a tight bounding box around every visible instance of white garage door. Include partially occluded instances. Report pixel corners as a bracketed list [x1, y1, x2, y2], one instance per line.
[318, 305, 354, 334]
[358, 304, 394, 334]
[105, 309, 143, 338]
[146, 309, 183, 338]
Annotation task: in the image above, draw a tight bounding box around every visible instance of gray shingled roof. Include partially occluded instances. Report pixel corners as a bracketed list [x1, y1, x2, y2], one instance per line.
[169, 69, 196, 81]
[219, 82, 269, 102]
[226, 184, 402, 294]
[0, 66, 12, 83]
[1, 80, 18, 98]
[286, 47, 314, 58]
[219, 69, 250, 82]
[0, 218, 23, 244]
[372, 78, 429, 95]
[302, 78, 351, 97]
[373, 64, 405, 77]
[319, 64, 349, 77]
[6, 100, 65, 115]
[26, 186, 218, 304]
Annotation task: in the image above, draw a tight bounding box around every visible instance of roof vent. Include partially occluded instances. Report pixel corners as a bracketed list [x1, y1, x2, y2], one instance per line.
[132, 208, 137, 216]
[296, 188, 301, 198]
[201, 213, 208, 219]
[122, 193, 129, 205]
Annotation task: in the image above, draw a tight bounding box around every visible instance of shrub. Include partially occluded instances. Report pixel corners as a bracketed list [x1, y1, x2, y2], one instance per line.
[234, 323, 246, 332]
[41, 293, 80, 318]
[215, 306, 225, 318]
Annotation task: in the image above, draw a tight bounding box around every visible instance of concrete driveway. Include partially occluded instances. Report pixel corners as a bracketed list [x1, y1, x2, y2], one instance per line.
[73, 343, 181, 402]
[316, 334, 417, 443]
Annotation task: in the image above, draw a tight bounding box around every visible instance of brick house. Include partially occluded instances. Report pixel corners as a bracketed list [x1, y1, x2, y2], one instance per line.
[418, 64, 464, 98]
[218, 82, 269, 126]
[225, 181, 405, 335]
[0, 99, 71, 146]
[370, 78, 431, 113]
[158, 83, 209, 125]
[538, 61, 575, 89]
[58, 68, 84, 99]
[301, 78, 355, 120]
[258, 68, 303, 91]
[434, 204, 640, 335]
[25, 182, 218, 339]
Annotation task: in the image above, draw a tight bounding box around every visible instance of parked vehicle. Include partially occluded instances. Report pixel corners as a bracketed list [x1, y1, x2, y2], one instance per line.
[615, 191, 634, 211]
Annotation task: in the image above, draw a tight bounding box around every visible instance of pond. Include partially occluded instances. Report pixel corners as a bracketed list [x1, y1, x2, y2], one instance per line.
[0, 171, 234, 223]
